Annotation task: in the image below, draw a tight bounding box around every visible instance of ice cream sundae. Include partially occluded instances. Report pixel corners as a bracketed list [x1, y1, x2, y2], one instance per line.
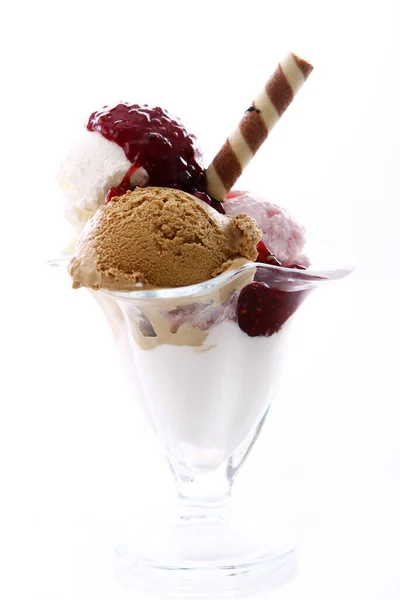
[56, 51, 351, 583]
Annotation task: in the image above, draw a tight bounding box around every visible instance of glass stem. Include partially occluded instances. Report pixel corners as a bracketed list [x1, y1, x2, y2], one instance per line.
[173, 463, 233, 513]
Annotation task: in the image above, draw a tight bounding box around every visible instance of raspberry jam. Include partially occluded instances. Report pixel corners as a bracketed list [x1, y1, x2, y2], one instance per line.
[87, 103, 223, 212]
[105, 165, 142, 203]
[256, 240, 282, 266]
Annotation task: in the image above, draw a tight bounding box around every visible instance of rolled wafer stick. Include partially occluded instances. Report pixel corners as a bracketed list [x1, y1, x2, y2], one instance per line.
[206, 52, 313, 201]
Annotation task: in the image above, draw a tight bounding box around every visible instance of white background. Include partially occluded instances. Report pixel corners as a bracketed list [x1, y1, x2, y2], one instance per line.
[1, 0, 400, 598]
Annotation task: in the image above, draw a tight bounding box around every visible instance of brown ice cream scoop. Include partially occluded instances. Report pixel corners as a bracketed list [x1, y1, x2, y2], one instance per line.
[69, 187, 261, 290]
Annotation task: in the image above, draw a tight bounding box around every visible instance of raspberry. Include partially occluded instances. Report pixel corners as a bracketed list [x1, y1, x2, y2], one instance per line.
[237, 282, 308, 337]
[87, 103, 207, 196]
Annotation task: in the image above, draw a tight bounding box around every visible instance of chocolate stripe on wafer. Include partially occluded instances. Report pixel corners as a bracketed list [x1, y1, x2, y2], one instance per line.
[266, 65, 294, 116]
[206, 52, 313, 201]
[213, 140, 242, 191]
[293, 54, 314, 79]
[239, 106, 268, 154]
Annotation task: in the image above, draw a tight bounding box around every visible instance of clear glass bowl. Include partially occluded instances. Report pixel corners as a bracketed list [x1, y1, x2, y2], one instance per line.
[51, 241, 352, 596]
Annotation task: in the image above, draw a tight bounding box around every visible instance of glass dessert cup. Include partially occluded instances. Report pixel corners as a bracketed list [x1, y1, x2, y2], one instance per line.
[66, 240, 350, 589]
[52, 240, 351, 593]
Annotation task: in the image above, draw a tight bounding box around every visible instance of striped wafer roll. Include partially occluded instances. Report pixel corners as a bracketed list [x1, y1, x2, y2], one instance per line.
[206, 52, 313, 201]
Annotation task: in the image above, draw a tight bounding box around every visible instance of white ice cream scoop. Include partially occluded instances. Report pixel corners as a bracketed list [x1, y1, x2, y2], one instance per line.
[58, 129, 148, 251]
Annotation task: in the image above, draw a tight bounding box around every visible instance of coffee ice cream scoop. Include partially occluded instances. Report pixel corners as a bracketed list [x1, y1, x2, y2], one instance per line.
[69, 187, 261, 290]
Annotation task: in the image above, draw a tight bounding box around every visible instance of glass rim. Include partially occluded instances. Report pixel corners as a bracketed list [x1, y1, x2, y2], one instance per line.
[49, 255, 353, 301]
[106, 262, 352, 300]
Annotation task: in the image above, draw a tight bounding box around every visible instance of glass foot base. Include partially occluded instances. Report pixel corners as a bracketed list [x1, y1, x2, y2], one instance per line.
[115, 509, 297, 597]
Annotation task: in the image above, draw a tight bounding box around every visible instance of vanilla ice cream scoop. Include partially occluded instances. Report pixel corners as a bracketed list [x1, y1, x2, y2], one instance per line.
[58, 130, 148, 243]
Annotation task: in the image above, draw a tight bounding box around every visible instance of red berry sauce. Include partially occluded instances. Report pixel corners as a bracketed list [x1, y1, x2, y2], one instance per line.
[105, 165, 143, 203]
[256, 240, 282, 266]
[87, 103, 224, 212]
[193, 190, 226, 215]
